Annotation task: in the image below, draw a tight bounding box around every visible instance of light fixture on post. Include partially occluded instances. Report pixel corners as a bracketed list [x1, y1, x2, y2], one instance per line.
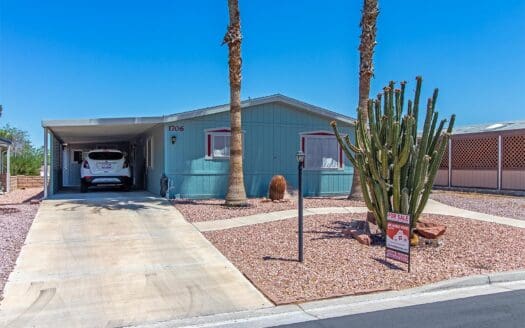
[296, 150, 305, 262]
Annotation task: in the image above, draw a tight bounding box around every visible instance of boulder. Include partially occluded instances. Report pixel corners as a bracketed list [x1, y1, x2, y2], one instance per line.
[342, 226, 371, 246]
[268, 175, 287, 201]
[415, 220, 446, 239]
[410, 233, 419, 246]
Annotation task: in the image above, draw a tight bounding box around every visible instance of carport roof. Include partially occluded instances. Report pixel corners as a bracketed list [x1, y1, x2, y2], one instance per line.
[42, 94, 355, 143]
[43, 117, 164, 144]
[0, 136, 12, 146]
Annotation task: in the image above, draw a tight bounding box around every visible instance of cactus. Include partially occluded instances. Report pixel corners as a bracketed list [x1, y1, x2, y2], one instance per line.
[331, 77, 455, 234]
[269, 175, 287, 201]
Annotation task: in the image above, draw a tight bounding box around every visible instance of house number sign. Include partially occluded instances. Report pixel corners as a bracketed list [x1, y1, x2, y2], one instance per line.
[168, 125, 185, 132]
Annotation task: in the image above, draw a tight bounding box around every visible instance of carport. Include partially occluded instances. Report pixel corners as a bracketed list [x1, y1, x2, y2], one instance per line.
[42, 116, 165, 198]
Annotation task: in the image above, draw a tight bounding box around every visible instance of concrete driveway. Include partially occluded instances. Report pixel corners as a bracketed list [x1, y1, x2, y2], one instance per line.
[0, 192, 271, 328]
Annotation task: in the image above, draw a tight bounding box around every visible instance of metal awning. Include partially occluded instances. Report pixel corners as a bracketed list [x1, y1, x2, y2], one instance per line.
[0, 137, 12, 147]
[42, 116, 164, 144]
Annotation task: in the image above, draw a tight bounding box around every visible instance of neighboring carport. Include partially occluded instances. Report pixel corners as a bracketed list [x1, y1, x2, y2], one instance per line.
[42, 116, 165, 198]
[0, 137, 12, 193]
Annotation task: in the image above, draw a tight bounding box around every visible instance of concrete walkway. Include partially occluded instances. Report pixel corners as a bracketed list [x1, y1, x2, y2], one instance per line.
[424, 199, 525, 228]
[0, 192, 271, 328]
[193, 199, 525, 232]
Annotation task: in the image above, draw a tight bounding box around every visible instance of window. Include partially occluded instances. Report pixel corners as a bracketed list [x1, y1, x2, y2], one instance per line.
[146, 137, 153, 168]
[73, 151, 83, 163]
[205, 128, 231, 159]
[301, 132, 343, 170]
[88, 151, 123, 160]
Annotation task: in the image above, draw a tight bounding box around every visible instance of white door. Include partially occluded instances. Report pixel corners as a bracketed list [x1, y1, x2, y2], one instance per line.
[69, 149, 85, 186]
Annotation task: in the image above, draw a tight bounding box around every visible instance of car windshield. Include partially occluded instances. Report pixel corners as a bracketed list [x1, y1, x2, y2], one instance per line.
[88, 151, 123, 160]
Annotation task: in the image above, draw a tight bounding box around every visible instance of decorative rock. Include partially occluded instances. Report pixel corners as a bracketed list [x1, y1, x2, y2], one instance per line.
[415, 220, 446, 239]
[342, 228, 371, 246]
[410, 233, 419, 246]
[269, 175, 287, 201]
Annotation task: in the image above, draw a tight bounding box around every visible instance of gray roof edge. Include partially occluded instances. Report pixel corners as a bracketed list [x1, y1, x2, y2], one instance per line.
[0, 136, 12, 145]
[41, 94, 356, 128]
[163, 94, 356, 125]
[452, 119, 525, 135]
[42, 116, 165, 128]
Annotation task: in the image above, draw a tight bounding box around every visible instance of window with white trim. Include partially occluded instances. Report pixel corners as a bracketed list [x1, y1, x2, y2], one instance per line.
[301, 132, 343, 170]
[146, 137, 153, 168]
[205, 128, 231, 159]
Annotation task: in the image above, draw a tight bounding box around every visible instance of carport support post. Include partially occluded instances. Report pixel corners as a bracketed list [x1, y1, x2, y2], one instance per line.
[43, 128, 48, 198]
[448, 138, 452, 188]
[498, 135, 502, 190]
[6, 145, 11, 193]
[296, 150, 305, 263]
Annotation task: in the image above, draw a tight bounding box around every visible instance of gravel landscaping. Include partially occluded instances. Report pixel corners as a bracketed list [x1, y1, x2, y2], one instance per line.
[431, 190, 525, 220]
[173, 197, 365, 222]
[0, 188, 42, 301]
[204, 213, 525, 304]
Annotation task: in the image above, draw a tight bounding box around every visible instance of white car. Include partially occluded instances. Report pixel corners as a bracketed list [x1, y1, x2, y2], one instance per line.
[80, 149, 132, 192]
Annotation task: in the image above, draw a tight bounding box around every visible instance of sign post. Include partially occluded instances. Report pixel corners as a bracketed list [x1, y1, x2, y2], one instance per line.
[385, 212, 411, 272]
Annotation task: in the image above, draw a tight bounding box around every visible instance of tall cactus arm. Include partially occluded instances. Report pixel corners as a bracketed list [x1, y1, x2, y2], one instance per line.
[409, 98, 434, 194]
[400, 81, 407, 113]
[375, 94, 382, 131]
[344, 135, 360, 154]
[330, 121, 359, 168]
[412, 76, 423, 140]
[409, 154, 431, 214]
[427, 111, 439, 155]
[369, 101, 383, 150]
[428, 119, 447, 154]
[431, 88, 439, 111]
[447, 114, 456, 133]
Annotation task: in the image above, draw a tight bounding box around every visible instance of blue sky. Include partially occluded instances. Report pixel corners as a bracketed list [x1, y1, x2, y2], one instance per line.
[1, 0, 524, 146]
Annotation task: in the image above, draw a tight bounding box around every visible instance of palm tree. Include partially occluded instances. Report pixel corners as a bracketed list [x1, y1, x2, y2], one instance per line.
[223, 0, 248, 206]
[349, 0, 379, 199]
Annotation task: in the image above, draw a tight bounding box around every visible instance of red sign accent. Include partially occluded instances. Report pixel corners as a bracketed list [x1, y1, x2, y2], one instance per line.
[339, 146, 343, 168]
[304, 132, 334, 136]
[207, 134, 211, 157]
[209, 129, 230, 133]
[301, 137, 305, 152]
[386, 249, 409, 264]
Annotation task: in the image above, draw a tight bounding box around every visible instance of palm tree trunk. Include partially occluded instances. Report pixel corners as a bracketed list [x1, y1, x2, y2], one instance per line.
[224, 0, 247, 206]
[349, 0, 379, 200]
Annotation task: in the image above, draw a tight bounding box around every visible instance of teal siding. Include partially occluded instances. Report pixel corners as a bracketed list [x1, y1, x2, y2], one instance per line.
[164, 102, 354, 198]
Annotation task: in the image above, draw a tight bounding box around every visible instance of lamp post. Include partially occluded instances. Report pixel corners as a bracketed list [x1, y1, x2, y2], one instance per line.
[296, 150, 305, 262]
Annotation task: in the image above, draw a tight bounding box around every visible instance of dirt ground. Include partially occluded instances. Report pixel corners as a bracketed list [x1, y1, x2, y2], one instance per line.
[0, 188, 42, 300]
[205, 213, 525, 304]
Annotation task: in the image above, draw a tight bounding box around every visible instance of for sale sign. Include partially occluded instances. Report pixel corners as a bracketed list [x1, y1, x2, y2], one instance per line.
[385, 212, 411, 270]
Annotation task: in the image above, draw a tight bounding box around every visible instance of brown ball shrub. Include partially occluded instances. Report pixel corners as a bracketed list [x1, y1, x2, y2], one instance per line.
[269, 175, 287, 201]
